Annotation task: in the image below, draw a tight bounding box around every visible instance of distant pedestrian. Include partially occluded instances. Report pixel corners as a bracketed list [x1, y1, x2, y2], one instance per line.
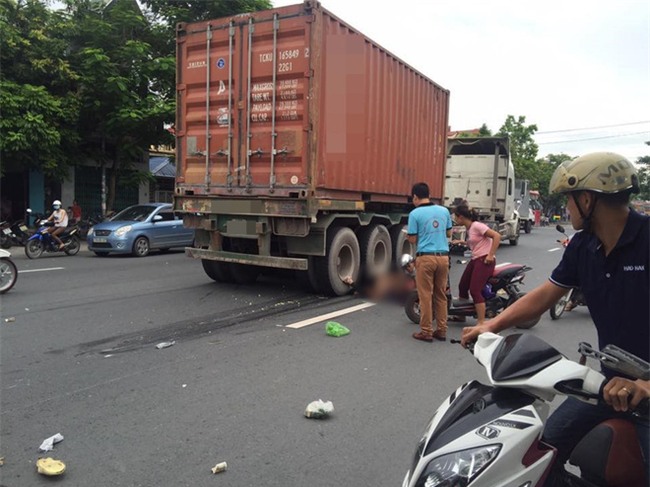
[71, 200, 82, 224]
[407, 182, 452, 342]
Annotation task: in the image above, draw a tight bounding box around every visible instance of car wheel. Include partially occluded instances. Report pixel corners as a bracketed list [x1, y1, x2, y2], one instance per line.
[132, 236, 150, 257]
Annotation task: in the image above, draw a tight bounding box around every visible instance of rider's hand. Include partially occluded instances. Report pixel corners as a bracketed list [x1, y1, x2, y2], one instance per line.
[460, 324, 489, 348]
[603, 377, 650, 412]
[484, 254, 495, 264]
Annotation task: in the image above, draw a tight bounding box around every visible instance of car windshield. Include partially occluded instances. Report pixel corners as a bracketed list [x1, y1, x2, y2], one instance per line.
[111, 205, 157, 222]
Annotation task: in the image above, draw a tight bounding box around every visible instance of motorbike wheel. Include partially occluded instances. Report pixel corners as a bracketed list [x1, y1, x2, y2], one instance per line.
[0, 234, 12, 249]
[65, 237, 81, 256]
[404, 291, 421, 324]
[509, 292, 541, 329]
[0, 257, 18, 293]
[25, 239, 44, 259]
[550, 289, 572, 320]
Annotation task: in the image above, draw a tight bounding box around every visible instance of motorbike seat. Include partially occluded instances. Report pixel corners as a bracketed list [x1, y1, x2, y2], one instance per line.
[490, 264, 525, 281]
[570, 419, 647, 487]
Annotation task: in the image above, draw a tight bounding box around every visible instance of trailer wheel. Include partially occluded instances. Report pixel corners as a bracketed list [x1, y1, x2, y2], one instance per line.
[314, 227, 360, 296]
[229, 263, 260, 284]
[390, 224, 413, 268]
[296, 256, 321, 293]
[359, 224, 392, 279]
[202, 259, 234, 283]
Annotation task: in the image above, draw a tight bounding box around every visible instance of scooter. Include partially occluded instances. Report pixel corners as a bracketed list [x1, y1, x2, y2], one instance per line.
[549, 224, 587, 320]
[404, 259, 540, 329]
[25, 218, 81, 259]
[402, 332, 649, 487]
[0, 248, 18, 293]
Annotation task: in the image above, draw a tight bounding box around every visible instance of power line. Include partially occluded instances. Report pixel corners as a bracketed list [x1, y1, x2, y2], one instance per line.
[537, 121, 650, 135]
[537, 131, 650, 145]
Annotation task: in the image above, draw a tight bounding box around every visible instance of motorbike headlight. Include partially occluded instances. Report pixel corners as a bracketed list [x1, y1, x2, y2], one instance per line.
[414, 445, 500, 487]
[114, 225, 132, 237]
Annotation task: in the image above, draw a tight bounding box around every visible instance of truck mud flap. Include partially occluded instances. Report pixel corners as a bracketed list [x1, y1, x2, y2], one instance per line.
[186, 247, 307, 271]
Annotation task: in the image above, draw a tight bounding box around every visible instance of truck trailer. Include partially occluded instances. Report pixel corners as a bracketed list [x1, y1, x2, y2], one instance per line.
[444, 137, 520, 245]
[173, 1, 450, 296]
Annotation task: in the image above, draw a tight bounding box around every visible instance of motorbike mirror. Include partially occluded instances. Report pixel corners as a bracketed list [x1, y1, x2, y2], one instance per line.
[601, 344, 650, 380]
[555, 224, 565, 233]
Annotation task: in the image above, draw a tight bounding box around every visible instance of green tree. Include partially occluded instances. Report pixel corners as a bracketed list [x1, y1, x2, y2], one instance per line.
[60, 0, 176, 211]
[142, 0, 273, 27]
[0, 0, 80, 177]
[496, 115, 539, 178]
[635, 143, 650, 200]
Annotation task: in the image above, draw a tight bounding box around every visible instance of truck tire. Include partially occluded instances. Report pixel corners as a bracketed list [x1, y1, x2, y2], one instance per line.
[230, 263, 260, 284]
[202, 259, 234, 283]
[390, 224, 413, 268]
[313, 227, 360, 296]
[524, 220, 532, 234]
[359, 224, 392, 279]
[509, 235, 519, 246]
[296, 256, 321, 293]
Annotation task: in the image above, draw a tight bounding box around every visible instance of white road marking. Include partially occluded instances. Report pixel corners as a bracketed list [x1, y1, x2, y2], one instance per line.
[18, 267, 65, 273]
[286, 302, 377, 329]
[548, 248, 562, 252]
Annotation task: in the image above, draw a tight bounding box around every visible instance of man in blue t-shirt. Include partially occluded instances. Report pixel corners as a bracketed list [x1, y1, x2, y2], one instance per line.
[462, 152, 650, 483]
[407, 182, 453, 342]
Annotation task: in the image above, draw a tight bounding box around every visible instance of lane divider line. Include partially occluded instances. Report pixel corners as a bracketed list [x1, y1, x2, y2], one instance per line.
[18, 267, 65, 273]
[286, 302, 377, 329]
[547, 248, 562, 252]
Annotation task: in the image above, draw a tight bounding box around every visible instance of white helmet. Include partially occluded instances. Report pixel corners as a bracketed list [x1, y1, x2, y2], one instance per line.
[52, 200, 62, 209]
[400, 254, 415, 269]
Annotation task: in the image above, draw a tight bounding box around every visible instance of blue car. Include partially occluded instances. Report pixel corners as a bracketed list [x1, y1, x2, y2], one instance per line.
[87, 203, 194, 257]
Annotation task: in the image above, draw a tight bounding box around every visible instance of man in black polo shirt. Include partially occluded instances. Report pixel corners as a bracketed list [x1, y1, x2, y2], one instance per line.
[461, 152, 649, 480]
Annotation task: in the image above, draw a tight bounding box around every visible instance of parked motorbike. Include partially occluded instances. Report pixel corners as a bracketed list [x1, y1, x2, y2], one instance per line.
[0, 218, 32, 248]
[25, 218, 81, 259]
[549, 224, 587, 320]
[404, 258, 540, 329]
[402, 332, 649, 487]
[0, 248, 18, 293]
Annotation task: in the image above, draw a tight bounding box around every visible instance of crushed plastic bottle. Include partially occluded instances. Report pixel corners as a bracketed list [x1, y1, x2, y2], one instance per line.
[155, 341, 175, 349]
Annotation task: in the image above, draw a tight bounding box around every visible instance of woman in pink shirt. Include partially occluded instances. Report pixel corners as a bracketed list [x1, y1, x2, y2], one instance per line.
[451, 205, 501, 325]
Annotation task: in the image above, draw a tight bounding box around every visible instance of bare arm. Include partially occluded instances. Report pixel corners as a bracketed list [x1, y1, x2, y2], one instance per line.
[484, 228, 501, 263]
[461, 281, 568, 346]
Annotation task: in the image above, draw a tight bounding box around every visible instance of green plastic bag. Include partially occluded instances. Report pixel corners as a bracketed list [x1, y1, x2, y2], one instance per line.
[325, 321, 350, 337]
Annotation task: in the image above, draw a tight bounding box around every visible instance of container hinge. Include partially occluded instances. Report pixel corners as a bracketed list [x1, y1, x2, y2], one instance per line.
[215, 149, 230, 157]
[248, 148, 264, 157]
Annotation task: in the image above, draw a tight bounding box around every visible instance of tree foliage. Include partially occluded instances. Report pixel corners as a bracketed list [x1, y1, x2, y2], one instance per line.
[0, 0, 80, 177]
[142, 0, 273, 28]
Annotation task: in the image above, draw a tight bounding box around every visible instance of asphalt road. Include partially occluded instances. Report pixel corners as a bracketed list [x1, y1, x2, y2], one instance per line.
[0, 226, 597, 486]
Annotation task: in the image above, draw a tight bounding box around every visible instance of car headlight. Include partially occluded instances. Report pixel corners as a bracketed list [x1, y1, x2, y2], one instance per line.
[414, 445, 500, 487]
[87, 227, 94, 237]
[114, 225, 132, 237]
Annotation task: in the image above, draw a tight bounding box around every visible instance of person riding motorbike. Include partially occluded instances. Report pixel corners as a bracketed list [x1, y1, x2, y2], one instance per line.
[44, 200, 68, 250]
[461, 152, 650, 483]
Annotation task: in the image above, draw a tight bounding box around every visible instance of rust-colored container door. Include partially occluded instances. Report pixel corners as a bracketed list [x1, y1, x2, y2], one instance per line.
[176, 6, 312, 197]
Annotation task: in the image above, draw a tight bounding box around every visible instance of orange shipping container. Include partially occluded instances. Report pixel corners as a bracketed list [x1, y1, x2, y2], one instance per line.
[175, 0, 450, 203]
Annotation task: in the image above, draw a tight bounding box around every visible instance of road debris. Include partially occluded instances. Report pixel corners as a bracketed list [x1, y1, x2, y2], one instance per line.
[0, 456, 4, 466]
[36, 457, 66, 476]
[39, 433, 64, 452]
[211, 461, 227, 474]
[4, 317, 15, 323]
[325, 321, 349, 337]
[155, 341, 175, 349]
[304, 399, 334, 419]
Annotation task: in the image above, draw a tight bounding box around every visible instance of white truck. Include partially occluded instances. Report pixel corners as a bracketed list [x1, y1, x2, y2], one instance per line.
[444, 137, 520, 246]
[515, 178, 537, 234]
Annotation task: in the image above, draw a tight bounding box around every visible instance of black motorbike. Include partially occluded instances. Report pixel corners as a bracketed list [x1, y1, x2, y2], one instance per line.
[404, 259, 540, 329]
[0, 218, 32, 248]
[549, 225, 587, 320]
